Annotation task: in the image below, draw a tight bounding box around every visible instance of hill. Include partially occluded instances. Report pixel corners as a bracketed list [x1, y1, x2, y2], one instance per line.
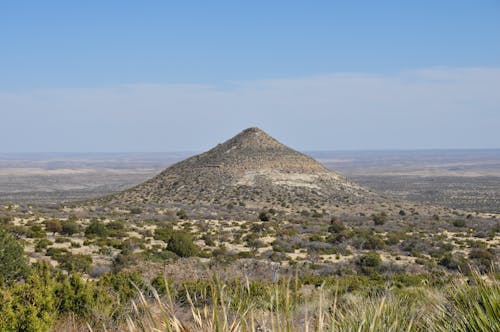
[103, 127, 378, 210]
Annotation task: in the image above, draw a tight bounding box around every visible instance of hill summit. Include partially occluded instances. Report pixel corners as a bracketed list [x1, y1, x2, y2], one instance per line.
[106, 127, 374, 209]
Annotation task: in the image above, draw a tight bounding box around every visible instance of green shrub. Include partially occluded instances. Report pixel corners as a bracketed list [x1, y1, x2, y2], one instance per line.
[46, 247, 69, 260]
[55, 237, 70, 243]
[357, 252, 382, 268]
[29, 224, 46, 238]
[61, 220, 80, 236]
[452, 219, 467, 228]
[45, 219, 62, 234]
[469, 248, 494, 272]
[438, 253, 468, 271]
[201, 234, 216, 246]
[35, 238, 53, 252]
[59, 254, 93, 274]
[372, 212, 388, 225]
[130, 207, 142, 214]
[167, 232, 198, 257]
[352, 230, 386, 250]
[112, 250, 138, 272]
[328, 219, 346, 233]
[176, 209, 188, 220]
[0, 226, 29, 283]
[0, 264, 57, 331]
[106, 221, 126, 237]
[154, 225, 174, 242]
[85, 220, 108, 237]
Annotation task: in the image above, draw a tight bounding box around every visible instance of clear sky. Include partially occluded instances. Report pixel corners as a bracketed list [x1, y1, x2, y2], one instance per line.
[1, 1, 499, 152]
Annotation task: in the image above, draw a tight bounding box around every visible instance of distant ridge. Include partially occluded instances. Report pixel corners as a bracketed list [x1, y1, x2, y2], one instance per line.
[103, 127, 376, 209]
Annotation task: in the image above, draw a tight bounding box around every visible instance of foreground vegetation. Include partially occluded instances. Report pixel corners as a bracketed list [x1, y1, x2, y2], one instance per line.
[1, 202, 498, 331]
[0, 261, 498, 331]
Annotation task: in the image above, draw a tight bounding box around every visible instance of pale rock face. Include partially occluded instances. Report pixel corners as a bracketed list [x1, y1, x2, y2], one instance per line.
[237, 169, 322, 189]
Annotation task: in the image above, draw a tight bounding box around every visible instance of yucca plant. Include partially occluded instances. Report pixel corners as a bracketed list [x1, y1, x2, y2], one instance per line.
[119, 270, 499, 332]
[433, 269, 499, 332]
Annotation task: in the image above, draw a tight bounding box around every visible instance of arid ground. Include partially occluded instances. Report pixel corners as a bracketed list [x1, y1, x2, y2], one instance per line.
[2, 150, 498, 212]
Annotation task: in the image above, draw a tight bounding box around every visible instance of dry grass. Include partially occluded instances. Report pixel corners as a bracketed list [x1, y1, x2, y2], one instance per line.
[117, 270, 499, 332]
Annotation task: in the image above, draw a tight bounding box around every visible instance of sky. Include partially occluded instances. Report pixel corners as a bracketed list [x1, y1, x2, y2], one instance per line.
[1, 1, 499, 152]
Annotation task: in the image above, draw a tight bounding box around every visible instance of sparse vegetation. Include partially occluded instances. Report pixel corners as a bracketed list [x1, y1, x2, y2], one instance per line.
[0, 131, 499, 330]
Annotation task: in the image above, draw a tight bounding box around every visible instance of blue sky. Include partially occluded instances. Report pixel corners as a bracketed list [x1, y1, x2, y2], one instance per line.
[1, 1, 499, 151]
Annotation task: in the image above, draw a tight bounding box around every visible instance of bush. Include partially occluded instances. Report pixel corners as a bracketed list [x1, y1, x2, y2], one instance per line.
[130, 207, 142, 214]
[452, 219, 467, 228]
[35, 238, 52, 252]
[112, 250, 138, 272]
[357, 252, 382, 268]
[201, 234, 215, 246]
[328, 219, 346, 233]
[372, 212, 388, 225]
[385, 232, 406, 246]
[258, 211, 270, 221]
[58, 254, 93, 273]
[438, 253, 466, 271]
[176, 209, 188, 220]
[0, 264, 57, 331]
[167, 232, 198, 257]
[85, 220, 108, 237]
[28, 224, 46, 238]
[154, 225, 174, 242]
[106, 221, 126, 237]
[46, 247, 69, 261]
[0, 227, 29, 283]
[61, 220, 80, 236]
[45, 219, 62, 234]
[469, 248, 494, 272]
[352, 230, 386, 250]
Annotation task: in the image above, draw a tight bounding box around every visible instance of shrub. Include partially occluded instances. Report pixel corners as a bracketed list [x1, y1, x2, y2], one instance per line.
[357, 252, 382, 268]
[61, 220, 80, 236]
[106, 221, 126, 237]
[0, 264, 57, 331]
[176, 209, 188, 220]
[328, 219, 346, 233]
[28, 224, 46, 238]
[258, 211, 270, 221]
[35, 238, 52, 252]
[167, 232, 198, 257]
[130, 207, 142, 214]
[201, 234, 215, 246]
[372, 212, 388, 225]
[438, 253, 467, 271]
[45, 219, 62, 234]
[452, 219, 467, 228]
[469, 248, 494, 272]
[352, 231, 386, 250]
[112, 250, 138, 272]
[385, 232, 406, 246]
[58, 254, 93, 274]
[46, 247, 69, 261]
[0, 227, 29, 283]
[154, 225, 174, 242]
[85, 220, 108, 237]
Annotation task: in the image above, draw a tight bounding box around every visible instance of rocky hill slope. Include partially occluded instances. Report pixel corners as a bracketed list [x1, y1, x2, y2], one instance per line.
[102, 128, 378, 209]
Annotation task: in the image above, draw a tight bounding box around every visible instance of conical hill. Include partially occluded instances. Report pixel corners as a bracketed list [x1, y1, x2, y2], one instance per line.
[105, 127, 375, 209]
